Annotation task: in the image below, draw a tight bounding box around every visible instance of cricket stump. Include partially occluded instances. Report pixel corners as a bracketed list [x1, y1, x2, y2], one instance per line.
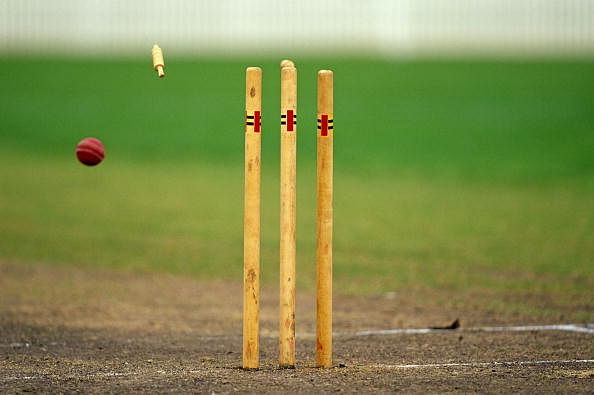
[151, 44, 165, 78]
[316, 70, 333, 368]
[243, 66, 262, 370]
[279, 60, 297, 368]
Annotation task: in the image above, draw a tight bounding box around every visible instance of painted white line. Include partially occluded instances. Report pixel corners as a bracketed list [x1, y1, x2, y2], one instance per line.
[469, 324, 594, 334]
[0, 342, 31, 348]
[1, 323, 591, 352]
[1, 372, 133, 382]
[2, 375, 38, 381]
[355, 328, 440, 335]
[100, 372, 131, 377]
[4, 359, 594, 382]
[355, 323, 594, 336]
[373, 359, 594, 369]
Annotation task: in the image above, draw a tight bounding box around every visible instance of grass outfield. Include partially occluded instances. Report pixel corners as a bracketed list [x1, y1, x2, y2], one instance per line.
[0, 58, 593, 313]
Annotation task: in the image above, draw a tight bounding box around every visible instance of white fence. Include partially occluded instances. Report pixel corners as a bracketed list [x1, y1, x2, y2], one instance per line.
[1, 0, 593, 56]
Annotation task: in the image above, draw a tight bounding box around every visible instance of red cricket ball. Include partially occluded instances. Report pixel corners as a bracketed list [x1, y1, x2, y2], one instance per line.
[76, 137, 105, 166]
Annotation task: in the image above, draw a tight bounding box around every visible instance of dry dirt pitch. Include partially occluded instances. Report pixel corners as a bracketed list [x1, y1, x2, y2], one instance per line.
[1, 262, 592, 393]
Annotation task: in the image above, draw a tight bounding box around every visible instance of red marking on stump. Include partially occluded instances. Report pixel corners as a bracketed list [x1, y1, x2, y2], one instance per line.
[321, 114, 329, 137]
[254, 111, 261, 133]
[287, 110, 294, 132]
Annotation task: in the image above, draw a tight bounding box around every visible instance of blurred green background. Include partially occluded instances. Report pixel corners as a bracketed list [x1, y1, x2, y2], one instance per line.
[1, 58, 593, 316]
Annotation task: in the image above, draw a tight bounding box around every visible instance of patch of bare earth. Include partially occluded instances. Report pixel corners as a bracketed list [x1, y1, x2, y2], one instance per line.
[1, 262, 592, 393]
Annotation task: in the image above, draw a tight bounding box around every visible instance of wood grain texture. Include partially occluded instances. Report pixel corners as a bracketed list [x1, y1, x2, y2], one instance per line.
[243, 67, 262, 369]
[316, 70, 333, 368]
[279, 62, 297, 368]
[151, 45, 165, 78]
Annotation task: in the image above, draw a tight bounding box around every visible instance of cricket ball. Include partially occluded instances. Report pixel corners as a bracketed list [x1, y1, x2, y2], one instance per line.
[76, 137, 105, 166]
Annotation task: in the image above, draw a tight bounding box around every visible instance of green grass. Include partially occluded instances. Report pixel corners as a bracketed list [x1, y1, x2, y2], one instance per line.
[0, 57, 593, 304]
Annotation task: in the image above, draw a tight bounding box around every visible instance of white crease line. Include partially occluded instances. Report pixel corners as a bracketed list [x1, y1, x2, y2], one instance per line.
[471, 324, 594, 334]
[4, 359, 594, 381]
[2, 372, 133, 382]
[373, 359, 594, 369]
[1, 324, 591, 352]
[355, 328, 439, 335]
[100, 372, 131, 377]
[355, 324, 594, 336]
